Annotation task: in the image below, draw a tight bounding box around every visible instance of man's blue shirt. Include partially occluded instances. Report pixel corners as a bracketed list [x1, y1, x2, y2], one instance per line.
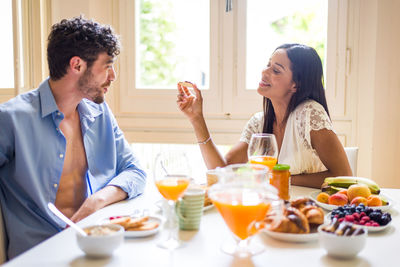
[0, 79, 146, 259]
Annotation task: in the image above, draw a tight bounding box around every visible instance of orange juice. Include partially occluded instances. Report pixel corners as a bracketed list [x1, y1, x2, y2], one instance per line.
[249, 156, 277, 170]
[212, 191, 271, 240]
[156, 177, 190, 201]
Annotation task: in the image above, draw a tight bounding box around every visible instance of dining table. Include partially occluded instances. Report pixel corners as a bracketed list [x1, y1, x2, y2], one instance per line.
[2, 183, 399, 267]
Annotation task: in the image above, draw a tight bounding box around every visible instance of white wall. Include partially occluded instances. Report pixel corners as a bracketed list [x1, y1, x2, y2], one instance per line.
[347, 0, 400, 188]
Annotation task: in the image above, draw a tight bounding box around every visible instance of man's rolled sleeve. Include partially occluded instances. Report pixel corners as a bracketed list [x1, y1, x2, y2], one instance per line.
[108, 167, 146, 199]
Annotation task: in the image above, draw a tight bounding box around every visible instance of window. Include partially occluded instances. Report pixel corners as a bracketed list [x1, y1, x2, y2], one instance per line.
[135, 0, 210, 89]
[245, 0, 327, 89]
[0, 0, 15, 89]
[0, 0, 49, 103]
[116, 0, 344, 144]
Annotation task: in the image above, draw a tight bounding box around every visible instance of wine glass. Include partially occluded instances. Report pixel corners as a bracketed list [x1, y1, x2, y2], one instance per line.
[153, 151, 191, 249]
[248, 133, 278, 171]
[208, 164, 283, 257]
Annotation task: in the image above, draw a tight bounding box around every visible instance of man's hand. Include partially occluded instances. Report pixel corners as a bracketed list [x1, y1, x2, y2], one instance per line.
[70, 185, 127, 223]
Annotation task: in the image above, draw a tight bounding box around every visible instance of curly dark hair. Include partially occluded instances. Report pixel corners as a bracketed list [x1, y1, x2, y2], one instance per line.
[47, 16, 120, 80]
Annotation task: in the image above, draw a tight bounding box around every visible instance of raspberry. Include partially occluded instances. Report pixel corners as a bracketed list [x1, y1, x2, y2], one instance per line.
[362, 216, 370, 222]
[359, 220, 366, 225]
[345, 215, 355, 222]
[360, 212, 366, 217]
[372, 223, 380, 227]
[365, 222, 372, 226]
[352, 212, 360, 221]
[338, 218, 345, 222]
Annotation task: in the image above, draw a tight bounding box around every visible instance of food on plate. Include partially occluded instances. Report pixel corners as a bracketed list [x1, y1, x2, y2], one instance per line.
[84, 225, 119, 236]
[350, 196, 368, 206]
[328, 193, 348, 206]
[330, 203, 392, 226]
[321, 218, 365, 236]
[366, 195, 382, 206]
[204, 192, 213, 207]
[321, 176, 380, 195]
[316, 192, 330, 204]
[266, 207, 309, 234]
[300, 205, 325, 225]
[347, 184, 371, 201]
[178, 81, 194, 88]
[131, 221, 160, 231]
[265, 197, 324, 234]
[319, 176, 387, 207]
[110, 216, 159, 231]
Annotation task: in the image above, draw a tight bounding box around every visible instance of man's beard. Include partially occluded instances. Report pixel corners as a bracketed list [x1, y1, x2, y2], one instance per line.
[78, 69, 105, 104]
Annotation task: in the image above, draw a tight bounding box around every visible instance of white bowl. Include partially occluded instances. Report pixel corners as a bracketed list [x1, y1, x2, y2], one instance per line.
[76, 224, 124, 258]
[318, 224, 367, 259]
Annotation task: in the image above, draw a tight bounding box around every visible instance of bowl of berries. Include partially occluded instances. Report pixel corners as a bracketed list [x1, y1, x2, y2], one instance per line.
[327, 203, 392, 232]
[318, 220, 367, 259]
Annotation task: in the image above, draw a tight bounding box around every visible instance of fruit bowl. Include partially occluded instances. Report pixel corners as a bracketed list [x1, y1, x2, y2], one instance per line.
[309, 191, 394, 211]
[325, 212, 391, 232]
[318, 224, 367, 259]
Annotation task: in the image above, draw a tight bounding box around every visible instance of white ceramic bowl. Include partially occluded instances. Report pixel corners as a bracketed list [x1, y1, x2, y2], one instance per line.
[76, 224, 124, 258]
[318, 224, 367, 259]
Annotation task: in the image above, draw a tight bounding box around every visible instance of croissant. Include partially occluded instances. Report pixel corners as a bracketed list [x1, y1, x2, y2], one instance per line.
[266, 207, 310, 234]
[291, 197, 316, 210]
[300, 205, 325, 225]
[291, 197, 325, 225]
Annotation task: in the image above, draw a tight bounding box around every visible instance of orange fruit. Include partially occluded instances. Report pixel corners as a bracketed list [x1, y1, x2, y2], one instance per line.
[367, 195, 382, 206]
[337, 189, 348, 197]
[328, 193, 348, 206]
[347, 184, 371, 201]
[350, 196, 368, 206]
[316, 192, 330, 204]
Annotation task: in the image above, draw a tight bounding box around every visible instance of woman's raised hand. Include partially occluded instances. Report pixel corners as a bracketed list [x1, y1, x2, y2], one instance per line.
[177, 82, 203, 121]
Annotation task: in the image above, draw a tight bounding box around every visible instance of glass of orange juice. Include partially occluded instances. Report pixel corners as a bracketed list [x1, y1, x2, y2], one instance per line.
[153, 151, 191, 249]
[209, 164, 283, 257]
[248, 133, 278, 172]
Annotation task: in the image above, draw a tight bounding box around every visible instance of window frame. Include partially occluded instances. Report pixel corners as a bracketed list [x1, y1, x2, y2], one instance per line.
[114, 0, 349, 145]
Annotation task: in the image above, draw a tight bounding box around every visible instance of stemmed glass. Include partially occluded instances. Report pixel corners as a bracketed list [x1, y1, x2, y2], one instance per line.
[209, 164, 283, 257]
[248, 133, 278, 171]
[153, 151, 191, 249]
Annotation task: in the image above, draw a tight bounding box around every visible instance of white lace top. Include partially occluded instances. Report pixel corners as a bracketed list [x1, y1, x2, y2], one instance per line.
[240, 100, 334, 175]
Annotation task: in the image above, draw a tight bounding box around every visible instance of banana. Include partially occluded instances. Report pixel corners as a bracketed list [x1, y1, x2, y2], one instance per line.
[321, 185, 347, 195]
[374, 194, 389, 205]
[323, 176, 381, 195]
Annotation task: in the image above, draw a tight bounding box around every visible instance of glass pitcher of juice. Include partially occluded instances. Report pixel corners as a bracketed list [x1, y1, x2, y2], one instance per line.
[209, 164, 283, 257]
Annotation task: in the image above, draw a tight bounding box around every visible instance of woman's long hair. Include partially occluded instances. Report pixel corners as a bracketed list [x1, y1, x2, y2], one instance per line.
[262, 43, 330, 133]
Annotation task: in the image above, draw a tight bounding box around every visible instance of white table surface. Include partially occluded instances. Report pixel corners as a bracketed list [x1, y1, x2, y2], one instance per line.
[3, 184, 399, 267]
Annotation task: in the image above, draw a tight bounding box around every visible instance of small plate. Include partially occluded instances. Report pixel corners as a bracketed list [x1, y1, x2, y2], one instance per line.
[262, 229, 319, 243]
[309, 191, 394, 211]
[325, 212, 392, 233]
[99, 215, 163, 238]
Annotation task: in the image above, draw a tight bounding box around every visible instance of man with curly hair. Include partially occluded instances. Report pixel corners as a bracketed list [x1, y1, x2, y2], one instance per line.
[0, 16, 146, 259]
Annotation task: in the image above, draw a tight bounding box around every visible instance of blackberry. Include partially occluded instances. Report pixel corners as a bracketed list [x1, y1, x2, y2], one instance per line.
[380, 213, 392, 226]
[369, 211, 381, 223]
[365, 208, 374, 215]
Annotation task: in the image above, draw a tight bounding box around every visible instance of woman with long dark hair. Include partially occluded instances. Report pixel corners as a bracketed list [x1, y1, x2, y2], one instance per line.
[177, 43, 352, 188]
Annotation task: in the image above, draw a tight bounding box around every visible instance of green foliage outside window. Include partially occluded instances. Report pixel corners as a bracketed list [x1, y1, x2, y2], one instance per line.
[138, 0, 177, 87]
[270, 11, 326, 67]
